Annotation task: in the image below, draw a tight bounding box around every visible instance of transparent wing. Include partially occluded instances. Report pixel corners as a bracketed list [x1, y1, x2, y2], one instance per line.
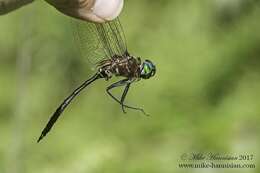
[73, 18, 128, 66]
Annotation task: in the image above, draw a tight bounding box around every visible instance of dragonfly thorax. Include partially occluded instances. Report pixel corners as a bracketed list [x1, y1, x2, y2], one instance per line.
[97, 54, 142, 80]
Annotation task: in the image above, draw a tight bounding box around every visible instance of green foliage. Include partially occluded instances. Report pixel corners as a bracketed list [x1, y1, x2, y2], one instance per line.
[0, 0, 260, 173]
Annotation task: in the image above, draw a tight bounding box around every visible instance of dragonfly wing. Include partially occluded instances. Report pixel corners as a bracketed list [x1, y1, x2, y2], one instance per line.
[73, 18, 128, 66]
[73, 20, 108, 65]
[95, 18, 128, 58]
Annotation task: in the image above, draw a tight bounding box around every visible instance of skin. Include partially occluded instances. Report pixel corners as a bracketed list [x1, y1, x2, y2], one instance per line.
[45, 0, 107, 23]
[0, 0, 113, 22]
[0, 0, 34, 15]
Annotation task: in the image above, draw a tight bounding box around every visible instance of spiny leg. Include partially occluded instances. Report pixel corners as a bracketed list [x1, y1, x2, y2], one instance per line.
[107, 79, 140, 113]
[106, 79, 130, 112]
[120, 83, 130, 113]
[106, 79, 149, 115]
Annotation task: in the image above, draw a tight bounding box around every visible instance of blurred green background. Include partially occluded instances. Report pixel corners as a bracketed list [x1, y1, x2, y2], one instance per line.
[0, 0, 260, 172]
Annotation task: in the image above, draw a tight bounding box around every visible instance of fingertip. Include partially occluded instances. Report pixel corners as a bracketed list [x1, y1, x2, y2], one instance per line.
[92, 0, 124, 21]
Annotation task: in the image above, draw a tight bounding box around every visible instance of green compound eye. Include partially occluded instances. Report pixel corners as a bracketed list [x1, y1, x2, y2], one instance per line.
[144, 64, 151, 74]
[140, 60, 156, 79]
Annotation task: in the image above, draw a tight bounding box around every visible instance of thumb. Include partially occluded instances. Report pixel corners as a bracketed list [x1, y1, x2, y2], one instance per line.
[45, 0, 124, 23]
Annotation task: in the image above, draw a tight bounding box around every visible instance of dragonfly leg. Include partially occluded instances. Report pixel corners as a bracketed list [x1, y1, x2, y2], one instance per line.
[106, 79, 149, 115]
[106, 79, 129, 113]
[120, 83, 130, 113]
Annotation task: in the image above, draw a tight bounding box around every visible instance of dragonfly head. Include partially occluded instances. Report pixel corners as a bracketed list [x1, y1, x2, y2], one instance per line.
[140, 60, 156, 79]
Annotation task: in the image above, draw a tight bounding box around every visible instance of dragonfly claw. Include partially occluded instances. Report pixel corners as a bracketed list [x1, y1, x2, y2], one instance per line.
[121, 104, 127, 114]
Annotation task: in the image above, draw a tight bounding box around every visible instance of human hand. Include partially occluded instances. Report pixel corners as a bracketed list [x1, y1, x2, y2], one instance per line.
[45, 0, 124, 23]
[0, 0, 123, 23]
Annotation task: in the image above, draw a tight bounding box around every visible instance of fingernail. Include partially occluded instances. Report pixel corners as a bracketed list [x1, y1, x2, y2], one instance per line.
[92, 0, 124, 21]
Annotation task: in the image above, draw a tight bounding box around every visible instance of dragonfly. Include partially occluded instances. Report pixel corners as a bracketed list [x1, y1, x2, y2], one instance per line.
[37, 18, 156, 143]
